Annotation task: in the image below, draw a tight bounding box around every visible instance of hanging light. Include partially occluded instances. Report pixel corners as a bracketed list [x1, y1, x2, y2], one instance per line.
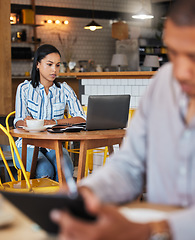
[132, 0, 154, 20]
[84, 20, 103, 31]
[84, 0, 103, 31]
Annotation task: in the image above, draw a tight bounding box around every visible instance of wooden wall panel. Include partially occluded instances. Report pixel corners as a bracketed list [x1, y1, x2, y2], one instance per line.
[0, 0, 12, 116]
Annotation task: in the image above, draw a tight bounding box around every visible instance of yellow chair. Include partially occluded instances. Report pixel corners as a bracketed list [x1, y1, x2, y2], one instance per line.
[65, 106, 109, 177]
[5, 111, 26, 181]
[82, 106, 109, 176]
[5, 110, 16, 133]
[0, 124, 59, 193]
[127, 108, 136, 127]
[129, 108, 136, 120]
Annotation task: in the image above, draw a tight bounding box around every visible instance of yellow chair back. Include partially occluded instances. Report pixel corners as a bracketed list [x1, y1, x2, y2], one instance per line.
[5, 111, 25, 181]
[0, 124, 59, 193]
[6, 111, 15, 133]
[129, 108, 136, 120]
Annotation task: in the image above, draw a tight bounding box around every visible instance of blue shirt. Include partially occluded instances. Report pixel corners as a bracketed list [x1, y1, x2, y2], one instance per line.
[14, 80, 86, 147]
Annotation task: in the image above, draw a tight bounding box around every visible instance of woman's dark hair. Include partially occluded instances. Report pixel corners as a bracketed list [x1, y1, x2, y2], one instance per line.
[31, 44, 61, 88]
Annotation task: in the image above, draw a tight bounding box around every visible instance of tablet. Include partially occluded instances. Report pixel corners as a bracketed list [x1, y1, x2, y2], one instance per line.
[0, 191, 96, 234]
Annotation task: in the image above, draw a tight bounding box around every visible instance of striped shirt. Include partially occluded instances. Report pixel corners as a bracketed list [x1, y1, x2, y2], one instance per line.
[14, 80, 86, 147]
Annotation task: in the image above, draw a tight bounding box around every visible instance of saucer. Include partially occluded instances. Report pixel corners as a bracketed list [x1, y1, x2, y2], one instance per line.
[24, 126, 46, 132]
[119, 208, 168, 223]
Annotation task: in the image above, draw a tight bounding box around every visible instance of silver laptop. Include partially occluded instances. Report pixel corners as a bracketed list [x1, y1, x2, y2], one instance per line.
[85, 95, 130, 131]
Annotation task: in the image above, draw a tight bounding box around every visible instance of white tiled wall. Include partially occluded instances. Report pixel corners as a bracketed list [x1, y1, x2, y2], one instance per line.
[81, 78, 151, 108]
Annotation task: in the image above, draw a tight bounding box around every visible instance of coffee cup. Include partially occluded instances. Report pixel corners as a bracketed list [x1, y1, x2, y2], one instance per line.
[26, 119, 44, 129]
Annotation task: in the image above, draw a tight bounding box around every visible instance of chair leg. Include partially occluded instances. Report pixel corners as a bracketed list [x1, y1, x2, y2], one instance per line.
[103, 146, 108, 165]
[84, 149, 94, 177]
[88, 150, 94, 174]
[85, 151, 89, 177]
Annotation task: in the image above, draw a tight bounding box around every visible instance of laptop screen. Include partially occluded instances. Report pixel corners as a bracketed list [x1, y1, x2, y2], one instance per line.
[86, 95, 130, 131]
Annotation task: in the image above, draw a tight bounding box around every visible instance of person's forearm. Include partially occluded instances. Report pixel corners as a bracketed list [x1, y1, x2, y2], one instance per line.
[54, 117, 86, 125]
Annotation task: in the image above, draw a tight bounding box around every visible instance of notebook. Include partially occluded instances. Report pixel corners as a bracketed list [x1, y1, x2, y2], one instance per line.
[47, 94, 130, 132]
[85, 94, 130, 130]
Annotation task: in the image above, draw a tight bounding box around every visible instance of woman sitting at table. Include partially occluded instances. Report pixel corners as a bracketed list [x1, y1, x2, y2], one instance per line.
[14, 44, 86, 181]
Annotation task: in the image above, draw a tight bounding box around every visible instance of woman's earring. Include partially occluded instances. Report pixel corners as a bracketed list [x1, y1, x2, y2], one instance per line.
[36, 68, 39, 71]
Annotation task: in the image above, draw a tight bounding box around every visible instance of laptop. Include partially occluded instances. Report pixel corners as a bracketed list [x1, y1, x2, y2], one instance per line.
[48, 94, 130, 133]
[85, 95, 130, 131]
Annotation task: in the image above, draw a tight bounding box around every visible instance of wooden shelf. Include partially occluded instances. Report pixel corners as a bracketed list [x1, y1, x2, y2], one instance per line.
[11, 40, 41, 44]
[11, 23, 43, 27]
[11, 59, 32, 61]
[58, 71, 156, 79]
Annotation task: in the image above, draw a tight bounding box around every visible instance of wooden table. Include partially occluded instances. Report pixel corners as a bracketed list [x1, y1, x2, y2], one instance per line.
[10, 128, 126, 186]
[0, 195, 56, 240]
[0, 195, 182, 240]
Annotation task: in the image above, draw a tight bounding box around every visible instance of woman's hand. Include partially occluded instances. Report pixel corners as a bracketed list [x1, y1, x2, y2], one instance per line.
[44, 119, 56, 126]
[16, 116, 33, 127]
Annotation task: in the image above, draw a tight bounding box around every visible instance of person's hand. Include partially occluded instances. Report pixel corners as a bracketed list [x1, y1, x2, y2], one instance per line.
[44, 119, 56, 126]
[23, 116, 33, 126]
[50, 187, 151, 240]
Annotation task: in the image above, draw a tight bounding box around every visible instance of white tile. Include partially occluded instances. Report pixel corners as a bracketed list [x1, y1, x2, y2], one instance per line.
[124, 86, 131, 95]
[117, 86, 125, 94]
[85, 85, 91, 94]
[110, 86, 118, 95]
[139, 85, 147, 96]
[135, 78, 143, 85]
[113, 144, 120, 151]
[127, 79, 136, 85]
[104, 86, 111, 95]
[131, 86, 139, 96]
[107, 79, 114, 85]
[81, 79, 88, 85]
[142, 78, 149, 85]
[130, 97, 136, 108]
[100, 79, 108, 85]
[88, 79, 95, 85]
[94, 79, 101, 85]
[121, 79, 128, 85]
[114, 79, 120, 85]
[97, 86, 104, 95]
[81, 95, 88, 105]
[91, 86, 98, 95]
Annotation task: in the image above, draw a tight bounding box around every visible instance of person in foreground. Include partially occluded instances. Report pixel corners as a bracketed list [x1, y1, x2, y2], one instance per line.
[14, 44, 85, 181]
[51, 0, 195, 239]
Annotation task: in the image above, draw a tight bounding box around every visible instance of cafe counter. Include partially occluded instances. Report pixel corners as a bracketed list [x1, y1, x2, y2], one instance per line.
[12, 71, 156, 110]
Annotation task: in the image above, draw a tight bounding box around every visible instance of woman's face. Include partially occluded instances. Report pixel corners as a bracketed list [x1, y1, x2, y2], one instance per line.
[37, 52, 61, 86]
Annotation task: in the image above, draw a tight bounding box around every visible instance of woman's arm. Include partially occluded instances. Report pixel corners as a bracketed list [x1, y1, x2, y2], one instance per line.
[14, 81, 32, 128]
[44, 116, 85, 126]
